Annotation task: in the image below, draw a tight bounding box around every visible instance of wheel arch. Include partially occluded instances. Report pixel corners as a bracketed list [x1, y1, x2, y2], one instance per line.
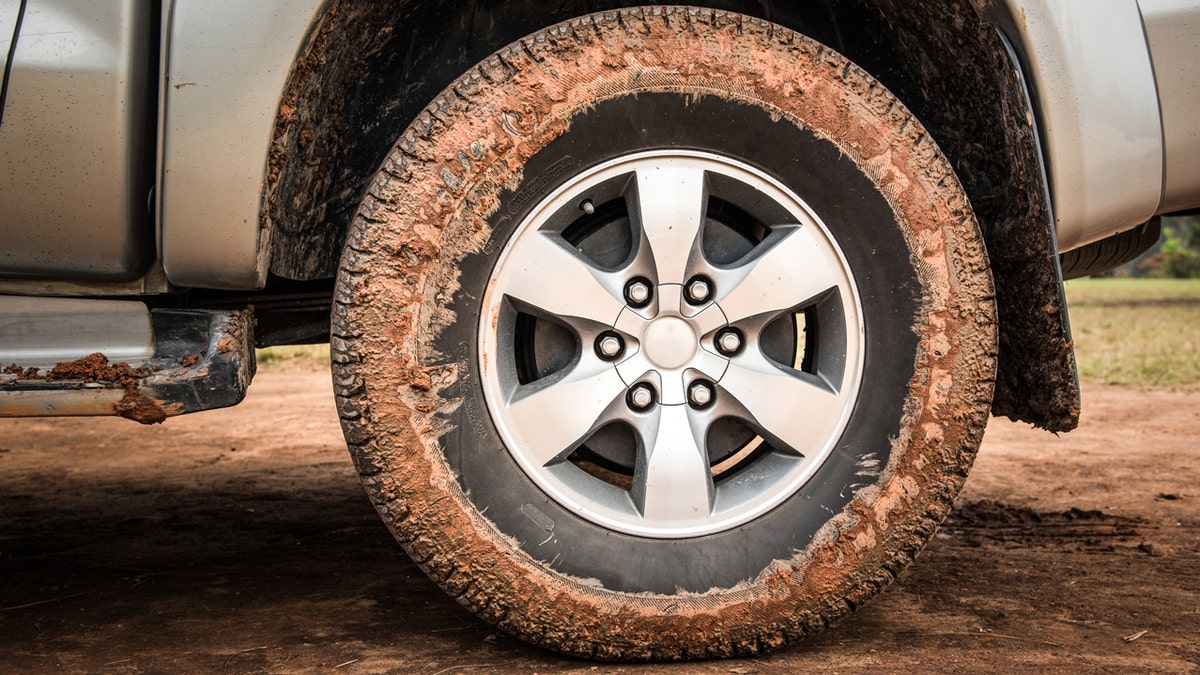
[264, 0, 1079, 431]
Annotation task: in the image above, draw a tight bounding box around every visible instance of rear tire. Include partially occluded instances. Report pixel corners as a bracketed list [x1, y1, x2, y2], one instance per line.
[332, 6, 996, 660]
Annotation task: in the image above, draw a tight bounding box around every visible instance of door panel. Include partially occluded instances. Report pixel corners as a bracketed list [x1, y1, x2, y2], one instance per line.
[0, 1, 154, 281]
[0, 1, 22, 95]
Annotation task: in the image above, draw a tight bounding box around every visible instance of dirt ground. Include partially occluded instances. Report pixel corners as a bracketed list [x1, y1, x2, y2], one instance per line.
[0, 372, 1196, 673]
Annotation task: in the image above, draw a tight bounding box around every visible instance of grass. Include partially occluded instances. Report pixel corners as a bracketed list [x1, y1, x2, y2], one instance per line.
[255, 344, 330, 372]
[1064, 278, 1200, 389]
[252, 279, 1200, 390]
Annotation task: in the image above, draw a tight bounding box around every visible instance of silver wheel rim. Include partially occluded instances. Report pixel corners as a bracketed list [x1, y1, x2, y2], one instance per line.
[479, 151, 864, 538]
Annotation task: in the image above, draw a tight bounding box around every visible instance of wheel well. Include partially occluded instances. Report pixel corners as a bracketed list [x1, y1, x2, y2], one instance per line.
[264, 0, 1079, 431]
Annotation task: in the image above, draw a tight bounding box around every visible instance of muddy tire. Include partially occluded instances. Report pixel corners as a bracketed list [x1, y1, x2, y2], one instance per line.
[332, 7, 997, 660]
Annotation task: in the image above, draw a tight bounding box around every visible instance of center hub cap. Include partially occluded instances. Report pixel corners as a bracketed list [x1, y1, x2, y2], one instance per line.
[642, 316, 697, 370]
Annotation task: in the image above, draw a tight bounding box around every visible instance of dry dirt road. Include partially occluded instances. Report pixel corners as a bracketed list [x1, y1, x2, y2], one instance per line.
[1, 372, 1197, 673]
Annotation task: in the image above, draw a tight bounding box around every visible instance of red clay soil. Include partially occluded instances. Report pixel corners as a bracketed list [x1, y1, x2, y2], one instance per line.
[43, 352, 149, 384]
[0, 373, 1196, 673]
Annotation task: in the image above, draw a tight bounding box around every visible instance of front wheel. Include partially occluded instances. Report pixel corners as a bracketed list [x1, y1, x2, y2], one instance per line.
[333, 6, 996, 660]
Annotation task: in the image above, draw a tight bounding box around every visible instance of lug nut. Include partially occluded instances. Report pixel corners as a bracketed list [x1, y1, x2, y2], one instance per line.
[625, 278, 652, 308]
[715, 328, 743, 356]
[628, 383, 656, 411]
[685, 276, 712, 304]
[688, 381, 714, 408]
[596, 332, 624, 360]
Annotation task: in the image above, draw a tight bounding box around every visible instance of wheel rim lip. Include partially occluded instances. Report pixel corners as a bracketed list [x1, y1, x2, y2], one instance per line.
[478, 150, 865, 538]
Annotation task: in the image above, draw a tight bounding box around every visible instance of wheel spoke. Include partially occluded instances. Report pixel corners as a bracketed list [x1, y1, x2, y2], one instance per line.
[500, 231, 626, 324]
[614, 350, 653, 388]
[717, 355, 844, 457]
[687, 302, 728, 334]
[505, 365, 628, 466]
[689, 349, 729, 384]
[632, 404, 714, 522]
[716, 225, 842, 324]
[631, 164, 708, 285]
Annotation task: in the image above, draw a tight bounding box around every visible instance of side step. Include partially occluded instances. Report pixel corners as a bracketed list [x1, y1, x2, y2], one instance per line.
[1, 296, 255, 424]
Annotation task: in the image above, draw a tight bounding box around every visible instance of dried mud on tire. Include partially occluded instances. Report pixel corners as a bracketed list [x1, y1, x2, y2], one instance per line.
[332, 6, 995, 660]
[0, 375, 1196, 672]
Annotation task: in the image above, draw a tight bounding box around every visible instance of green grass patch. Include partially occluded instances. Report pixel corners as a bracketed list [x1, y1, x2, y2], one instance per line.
[255, 344, 331, 372]
[1064, 278, 1200, 389]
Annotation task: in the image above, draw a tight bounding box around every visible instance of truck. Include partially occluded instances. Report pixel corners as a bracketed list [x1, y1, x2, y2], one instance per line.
[2, 0, 1197, 660]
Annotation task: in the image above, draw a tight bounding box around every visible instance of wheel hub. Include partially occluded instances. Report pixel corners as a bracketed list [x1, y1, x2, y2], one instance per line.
[640, 314, 697, 371]
[479, 150, 864, 537]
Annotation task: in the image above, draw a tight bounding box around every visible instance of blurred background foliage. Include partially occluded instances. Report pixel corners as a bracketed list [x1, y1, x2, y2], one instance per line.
[1114, 215, 1200, 278]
